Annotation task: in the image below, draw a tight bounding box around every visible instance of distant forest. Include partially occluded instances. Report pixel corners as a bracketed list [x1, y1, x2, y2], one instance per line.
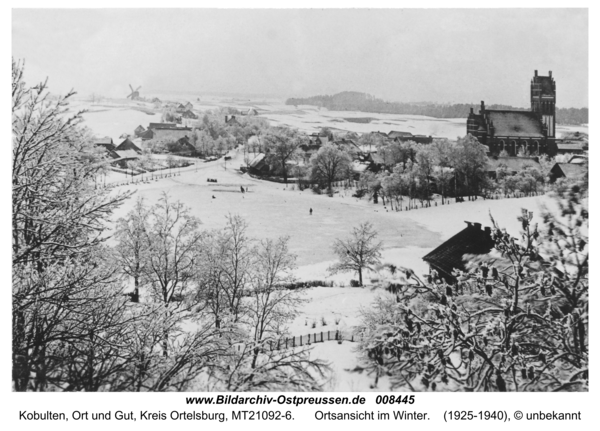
[285, 91, 588, 125]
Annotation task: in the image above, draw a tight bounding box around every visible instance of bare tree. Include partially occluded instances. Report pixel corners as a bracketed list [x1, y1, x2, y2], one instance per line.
[309, 143, 352, 193]
[113, 197, 150, 302]
[328, 222, 383, 286]
[220, 236, 329, 390]
[12, 59, 130, 391]
[263, 128, 307, 183]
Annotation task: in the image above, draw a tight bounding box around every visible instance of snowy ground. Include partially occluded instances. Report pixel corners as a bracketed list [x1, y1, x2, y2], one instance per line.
[84, 97, 564, 391]
[73, 95, 588, 142]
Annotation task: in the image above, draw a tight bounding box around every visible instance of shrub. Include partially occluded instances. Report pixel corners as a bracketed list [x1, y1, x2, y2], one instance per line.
[350, 279, 360, 287]
[352, 189, 367, 198]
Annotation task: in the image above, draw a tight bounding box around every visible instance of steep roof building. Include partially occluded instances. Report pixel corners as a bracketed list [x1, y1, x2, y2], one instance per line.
[467, 71, 559, 157]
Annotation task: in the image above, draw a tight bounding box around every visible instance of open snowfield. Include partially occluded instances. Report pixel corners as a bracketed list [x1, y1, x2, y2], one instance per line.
[83, 97, 564, 391]
[103, 152, 556, 391]
[74, 95, 588, 142]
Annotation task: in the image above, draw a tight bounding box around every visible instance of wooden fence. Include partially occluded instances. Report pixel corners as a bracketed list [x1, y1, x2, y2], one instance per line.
[267, 330, 358, 352]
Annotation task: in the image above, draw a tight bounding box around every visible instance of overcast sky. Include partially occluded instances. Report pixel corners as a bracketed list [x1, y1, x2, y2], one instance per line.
[12, 8, 588, 107]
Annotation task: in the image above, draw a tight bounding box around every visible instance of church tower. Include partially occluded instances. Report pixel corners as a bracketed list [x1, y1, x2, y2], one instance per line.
[531, 70, 556, 138]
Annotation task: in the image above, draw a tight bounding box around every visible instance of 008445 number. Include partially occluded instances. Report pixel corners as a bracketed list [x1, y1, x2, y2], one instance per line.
[375, 395, 415, 405]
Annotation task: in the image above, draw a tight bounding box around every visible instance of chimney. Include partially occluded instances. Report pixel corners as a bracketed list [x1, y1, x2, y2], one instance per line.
[474, 222, 482, 231]
[480, 101, 485, 113]
[469, 107, 474, 114]
[534, 70, 538, 77]
[549, 70, 552, 78]
[465, 221, 473, 228]
[484, 226, 491, 235]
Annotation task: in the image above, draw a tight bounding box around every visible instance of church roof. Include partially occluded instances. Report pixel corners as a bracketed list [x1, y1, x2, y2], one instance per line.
[486, 110, 545, 138]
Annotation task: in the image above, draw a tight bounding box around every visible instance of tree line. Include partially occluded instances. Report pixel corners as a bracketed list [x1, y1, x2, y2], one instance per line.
[286, 91, 588, 126]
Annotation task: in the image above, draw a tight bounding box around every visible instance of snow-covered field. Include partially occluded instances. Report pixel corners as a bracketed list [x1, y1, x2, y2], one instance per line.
[82, 97, 565, 391]
[73, 95, 588, 142]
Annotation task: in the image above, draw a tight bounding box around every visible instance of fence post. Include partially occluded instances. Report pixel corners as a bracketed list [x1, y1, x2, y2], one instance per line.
[300, 336, 302, 346]
[321, 332, 323, 342]
[285, 338, 288, 349]
[328, 331, 330, 341]
[292, 337, 295, 348]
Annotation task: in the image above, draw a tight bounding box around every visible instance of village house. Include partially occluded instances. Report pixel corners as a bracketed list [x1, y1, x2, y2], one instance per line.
[556, 141, 585, 155]
[181, 110, 198, 120]
[422, 221, 496, 282]
[387, 131, 434, 145]
[134, 125, 146, 137]
[151, 127, 193, 141]
[568, 154, 588, 165]
[107, 148, 140, 169]
[549, 163, 587, 183]
[248, 153, 270, 175]
[486, 156, 542, 178]
[170, 136, 196, 156]
[225, 115, 241, 126]
[115, 137, 142, 154]
[93, 136, 116, 152]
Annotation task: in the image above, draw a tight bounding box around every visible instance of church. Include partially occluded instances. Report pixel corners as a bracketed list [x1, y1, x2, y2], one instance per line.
[467, 71, 558, 156]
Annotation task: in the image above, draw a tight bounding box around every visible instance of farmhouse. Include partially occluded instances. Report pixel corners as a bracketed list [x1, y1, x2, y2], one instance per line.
[422, 221, 495, 282]
[181, 110, 198, 119]
[149, 126, 193, 141]
[568, 154, 588, 165]
[486, 156, 541, 178]
[134, 125, 146, 137]
[108, 149, 140, 168]
[388, 131, 433, 144]
[248, 153, 270, 175]
[549, 163, 587, 183]
[149, 122, 177, 129]
[170, 136, 196, 156]
[225, 115, 241, 126]
[93, 136, 116, 152]
[115, 138, 142, 154]
[556, 142, 584, 155]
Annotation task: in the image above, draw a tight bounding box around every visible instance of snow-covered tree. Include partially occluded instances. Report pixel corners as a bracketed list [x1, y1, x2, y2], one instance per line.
[328, 222, 383, 286]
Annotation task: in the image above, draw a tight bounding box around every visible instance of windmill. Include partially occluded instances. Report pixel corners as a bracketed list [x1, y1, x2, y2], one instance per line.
[127, 84, 142, 100]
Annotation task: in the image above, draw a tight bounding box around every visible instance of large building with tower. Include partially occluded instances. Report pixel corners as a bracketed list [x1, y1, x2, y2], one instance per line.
[467, 70, 558, 156]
